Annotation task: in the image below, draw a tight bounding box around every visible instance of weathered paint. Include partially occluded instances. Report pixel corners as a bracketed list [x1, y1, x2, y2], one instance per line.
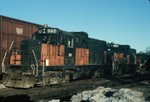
[75, 48, 89, 65]
[41, 44, 65, 66]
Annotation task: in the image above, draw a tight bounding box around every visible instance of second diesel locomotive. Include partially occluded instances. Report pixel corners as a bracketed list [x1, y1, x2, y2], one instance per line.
[2, 25, 137, 88]
[107, 43, 137, 74]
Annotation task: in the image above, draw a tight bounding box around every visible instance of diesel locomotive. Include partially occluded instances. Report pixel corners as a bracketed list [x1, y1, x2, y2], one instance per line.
[107, 43, 137, 74]
[2, 25, 138, 88]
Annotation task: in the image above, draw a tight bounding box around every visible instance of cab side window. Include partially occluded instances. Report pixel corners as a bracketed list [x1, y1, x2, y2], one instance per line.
[67, 37, 74, 48]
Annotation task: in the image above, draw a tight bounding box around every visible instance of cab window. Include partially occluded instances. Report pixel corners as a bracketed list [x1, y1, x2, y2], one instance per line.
[67, 37, 74, 48]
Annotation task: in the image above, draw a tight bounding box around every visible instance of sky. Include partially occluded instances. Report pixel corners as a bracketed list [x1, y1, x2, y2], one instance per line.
[0, 0, 150, 52]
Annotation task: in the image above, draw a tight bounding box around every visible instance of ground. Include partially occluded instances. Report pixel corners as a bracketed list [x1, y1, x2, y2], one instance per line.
[0, 70, 150, 102]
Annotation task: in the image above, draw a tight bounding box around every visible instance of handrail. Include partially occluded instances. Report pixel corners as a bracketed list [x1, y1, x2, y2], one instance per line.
[1, 41, 14, 73]
[31, 50, 38, 77]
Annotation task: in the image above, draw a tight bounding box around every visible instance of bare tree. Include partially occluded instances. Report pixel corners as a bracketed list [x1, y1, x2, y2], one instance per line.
[146, 46, 150, 55]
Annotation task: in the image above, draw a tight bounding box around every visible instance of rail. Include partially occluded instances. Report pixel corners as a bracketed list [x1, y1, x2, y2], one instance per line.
[31, 50, 38, 77]
[1, 41, 14, 73]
